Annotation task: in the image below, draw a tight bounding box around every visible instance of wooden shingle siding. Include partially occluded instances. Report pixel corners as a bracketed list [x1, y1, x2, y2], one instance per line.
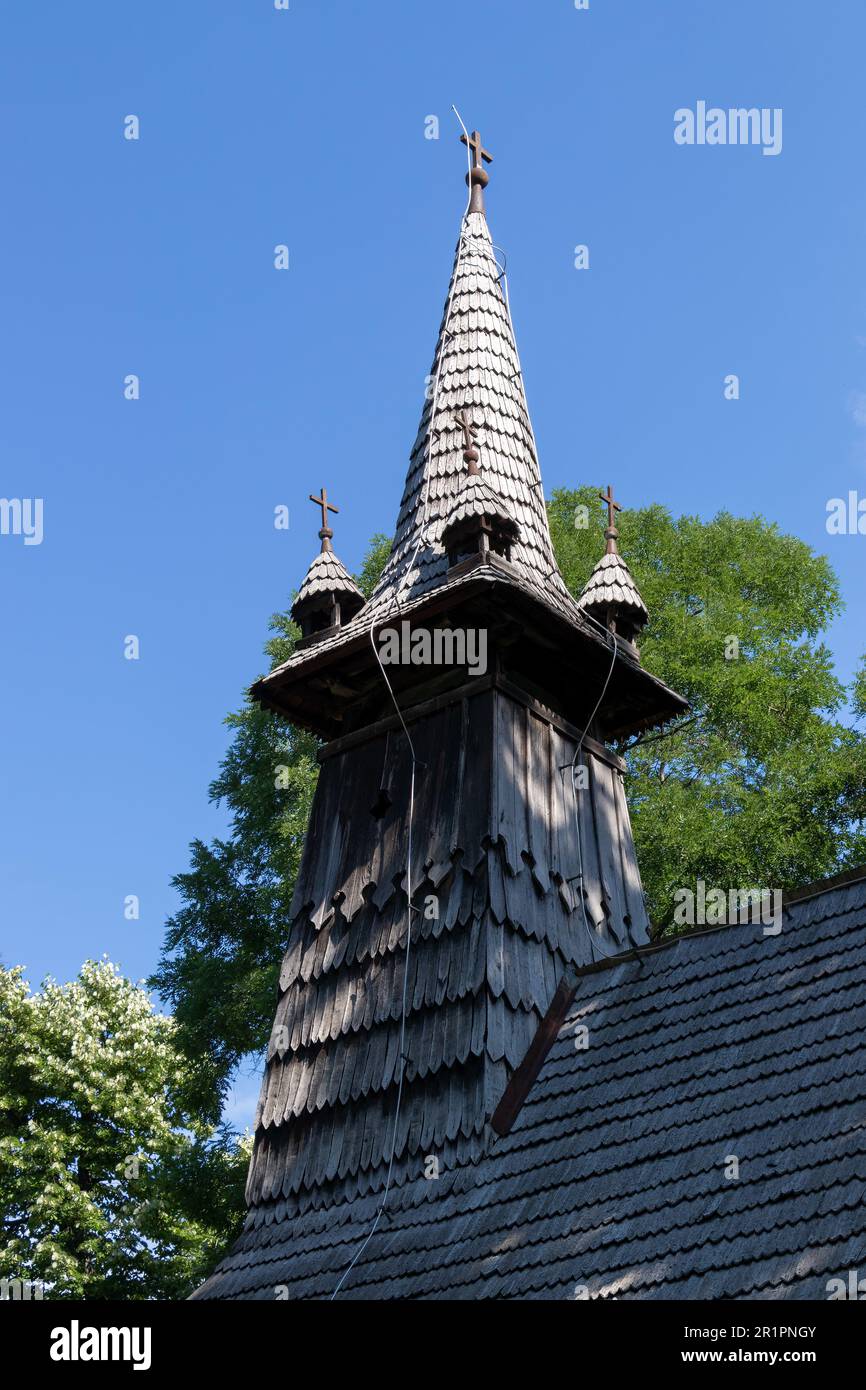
[198, 172, 697, 1303]
[245, 685, 649, 1214]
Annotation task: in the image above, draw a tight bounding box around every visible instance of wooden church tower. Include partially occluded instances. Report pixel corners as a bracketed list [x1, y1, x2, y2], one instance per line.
[245, 131, 688, 1220]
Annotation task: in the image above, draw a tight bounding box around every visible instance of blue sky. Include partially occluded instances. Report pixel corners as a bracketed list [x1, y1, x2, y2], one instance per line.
[2, 1, 865, 1122]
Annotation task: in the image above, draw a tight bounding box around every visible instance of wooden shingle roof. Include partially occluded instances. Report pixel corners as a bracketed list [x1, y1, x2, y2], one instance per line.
[377, 208, 566, 607]
[256, 205, 586, 689]
[441, 474, 519, 538]
[251, 188, 690, 744]
[291, 548, 363, 617]
[194, 870, 866, 1300]
[577, 550, 649, 626]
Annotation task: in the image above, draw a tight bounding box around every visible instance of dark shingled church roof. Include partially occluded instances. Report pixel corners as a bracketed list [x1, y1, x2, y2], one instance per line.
[195, 869, 866, 1300]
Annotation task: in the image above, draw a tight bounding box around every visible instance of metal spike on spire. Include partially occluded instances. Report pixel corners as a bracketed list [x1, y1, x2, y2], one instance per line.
[460, 128, 493, 213]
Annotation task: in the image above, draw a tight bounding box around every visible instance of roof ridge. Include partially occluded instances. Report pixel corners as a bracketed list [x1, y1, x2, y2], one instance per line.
[782, 861, 866, 904]
[491, 876, 866, 1135]
[569, 867, 866, 975]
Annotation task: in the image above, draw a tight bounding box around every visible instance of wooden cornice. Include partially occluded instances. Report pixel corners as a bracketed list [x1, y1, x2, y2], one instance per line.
[317, 669, 626, 772]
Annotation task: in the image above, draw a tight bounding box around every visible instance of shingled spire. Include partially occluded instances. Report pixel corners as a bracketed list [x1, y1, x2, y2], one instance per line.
[367, 137, 575, 622]
[252, 125, 629, 731]
[233, 130, 689, 1240]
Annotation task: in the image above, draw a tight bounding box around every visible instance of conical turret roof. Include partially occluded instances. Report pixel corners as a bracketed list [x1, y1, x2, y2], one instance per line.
[291, 547, 364, 621]
[441, 472, 520, 539]
[577, 488, 649, 638]
[577, 550, 648, 627]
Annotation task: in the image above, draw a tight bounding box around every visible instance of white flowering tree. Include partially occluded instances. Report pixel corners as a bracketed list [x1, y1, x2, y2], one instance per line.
[0, 959, 249, 1300]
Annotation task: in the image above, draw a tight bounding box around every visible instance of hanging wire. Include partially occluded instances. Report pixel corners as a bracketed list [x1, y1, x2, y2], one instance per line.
[447, 128, 624, 958]
[328, 624, 418, 1299]
[569, 617, 621, 962]
[397, 104, 475, 605]
[331, 111, 478, 1297]
[330, 110, 621, 1292]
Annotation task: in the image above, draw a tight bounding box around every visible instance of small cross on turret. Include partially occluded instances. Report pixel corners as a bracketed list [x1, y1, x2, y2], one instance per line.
[309, 487, 338, 552]
[599, 484, 622, 553]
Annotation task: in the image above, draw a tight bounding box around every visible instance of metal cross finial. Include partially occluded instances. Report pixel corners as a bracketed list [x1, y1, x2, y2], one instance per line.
[599, 484, 622, 554]
[309, 487, 338, 551]
[460, 129, 493, 171]
[454, 408, 478, 452]
[599, 484, 622, 532]
[454, 408, 480, 474]
[460, 128, 493, 213]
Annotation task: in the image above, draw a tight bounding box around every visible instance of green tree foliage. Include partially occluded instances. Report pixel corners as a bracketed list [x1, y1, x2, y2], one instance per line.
[549, 486, 866, 932]
[0, 959, 249, 1299]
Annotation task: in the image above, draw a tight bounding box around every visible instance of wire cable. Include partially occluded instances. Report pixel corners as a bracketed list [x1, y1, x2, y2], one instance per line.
[569, 617, 621, 962]
[331, 111, 616, 1290]
[328, 621, 421, 1299]
[333, 113, 486, 1299]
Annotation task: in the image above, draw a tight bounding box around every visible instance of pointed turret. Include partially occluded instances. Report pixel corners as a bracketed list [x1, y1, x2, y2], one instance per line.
[577, 485, 649, 651]
[292, 489, 364, 643]
[195, 122, 699, 1266]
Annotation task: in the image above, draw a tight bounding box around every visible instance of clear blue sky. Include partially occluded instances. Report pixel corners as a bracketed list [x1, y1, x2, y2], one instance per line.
[2, 1, 865, 1116]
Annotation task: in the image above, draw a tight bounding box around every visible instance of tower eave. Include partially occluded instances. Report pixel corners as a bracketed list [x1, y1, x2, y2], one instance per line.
[252, 564, 689, 741]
